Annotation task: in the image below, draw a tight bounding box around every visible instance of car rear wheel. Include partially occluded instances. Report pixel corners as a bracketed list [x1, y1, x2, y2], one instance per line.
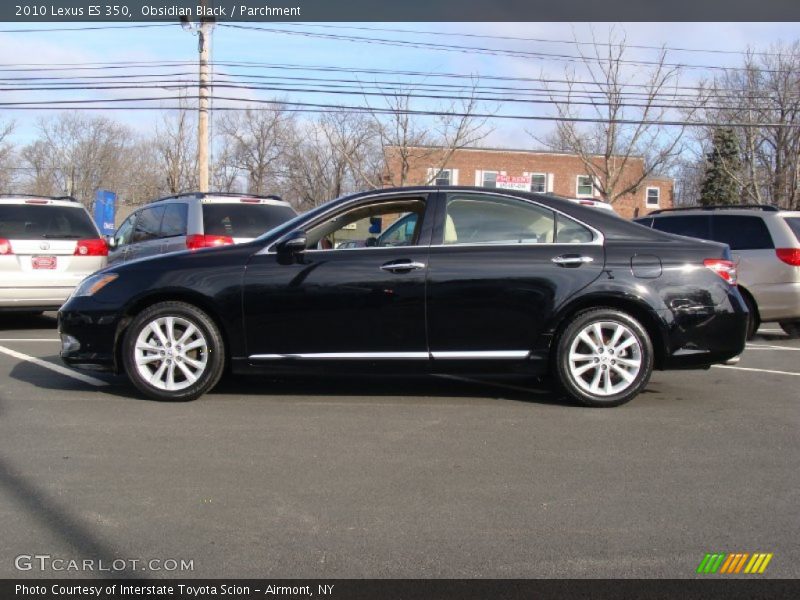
[554, 308, 654, 407]
[740, 291, 759, 340]
[779, 320, 800, 338]
[122, 301, 225, 401]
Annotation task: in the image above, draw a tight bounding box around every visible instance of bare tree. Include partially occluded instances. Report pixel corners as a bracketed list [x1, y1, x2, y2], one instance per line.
[0, 119, 16, 191]
[325, 81, 490, 188]
[535, 28, 692, 205]
[217, 105, 294, 195]
[20, 113, 133, 206]
[154, 96, 197, 194]
[701, 43, 800, 209]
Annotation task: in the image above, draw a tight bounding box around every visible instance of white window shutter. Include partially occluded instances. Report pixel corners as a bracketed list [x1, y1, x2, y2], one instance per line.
[547, 174, 554, 192]
[593, 176, 601, 198]
[474, 170, 483, 186]
[451, 169, 459, 185]
[426, 168, 435, 184]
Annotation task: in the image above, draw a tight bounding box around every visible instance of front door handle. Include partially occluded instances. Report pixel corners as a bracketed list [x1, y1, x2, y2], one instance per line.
[380, 260, 426, 273]
[552, 254, 594, 267]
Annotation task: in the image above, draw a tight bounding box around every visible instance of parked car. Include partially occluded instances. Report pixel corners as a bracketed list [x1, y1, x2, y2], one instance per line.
[108, 192, 297, 265]
[60, 186, 747, 407]
[635, 205, 800, 338]
[0, 194, 107, 313]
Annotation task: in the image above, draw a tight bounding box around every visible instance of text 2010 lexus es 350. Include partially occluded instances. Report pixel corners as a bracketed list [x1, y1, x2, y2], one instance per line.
[59, 187, 748, 407]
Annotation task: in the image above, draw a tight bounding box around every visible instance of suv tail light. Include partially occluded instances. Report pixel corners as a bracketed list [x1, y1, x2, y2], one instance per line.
[0, 238, 12, 255]
[74, 238, 108, 256]
[704, 258, 738, 285]
[776, 248, 800, 266]
[186, 234, 234, 250]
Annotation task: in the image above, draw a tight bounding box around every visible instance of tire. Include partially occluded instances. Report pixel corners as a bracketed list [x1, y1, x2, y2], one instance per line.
[740, 292, 759, 340]
[554, 308, 654, 408]
[122, 301, 225, 401]
[779, 320, 800, 338]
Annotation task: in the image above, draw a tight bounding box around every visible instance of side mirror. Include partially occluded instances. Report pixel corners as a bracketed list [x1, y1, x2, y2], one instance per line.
[106, 235, 118, 250]
[277, 230, 307, 253]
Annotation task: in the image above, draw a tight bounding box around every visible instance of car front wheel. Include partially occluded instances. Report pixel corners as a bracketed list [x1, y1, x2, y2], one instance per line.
[554, 308, 654, 407]
[122, 301, 225, 401]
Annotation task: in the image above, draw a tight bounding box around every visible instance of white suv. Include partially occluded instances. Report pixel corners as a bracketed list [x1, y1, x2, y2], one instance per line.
[0, 195, 108, 313]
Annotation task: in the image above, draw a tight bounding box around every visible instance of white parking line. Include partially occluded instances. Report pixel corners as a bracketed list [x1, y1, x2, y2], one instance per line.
[746, 343, 800, 352]
[0, 344, 108, 387]
[713, 364, 800, 377]
[0, 338, 59, 342]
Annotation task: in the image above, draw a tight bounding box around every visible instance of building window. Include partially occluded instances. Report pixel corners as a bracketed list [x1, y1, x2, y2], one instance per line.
[530, 173, 547, 193]
[646, 187, 660, 207]
[482, 171, 498, 188]
[576, 176, 594, 197]
[434, 169, 451, 186]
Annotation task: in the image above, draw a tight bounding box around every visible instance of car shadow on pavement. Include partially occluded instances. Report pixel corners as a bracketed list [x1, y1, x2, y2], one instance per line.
[8, 355, 573, 407]
[0, 312, 59, 331]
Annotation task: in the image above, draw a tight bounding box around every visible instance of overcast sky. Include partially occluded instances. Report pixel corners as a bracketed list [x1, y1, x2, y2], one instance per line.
[0, 21, 797, 148]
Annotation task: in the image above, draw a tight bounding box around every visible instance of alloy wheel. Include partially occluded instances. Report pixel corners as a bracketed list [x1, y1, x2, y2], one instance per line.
[133, 316, 209, 392]
[567, 320, 643, 397]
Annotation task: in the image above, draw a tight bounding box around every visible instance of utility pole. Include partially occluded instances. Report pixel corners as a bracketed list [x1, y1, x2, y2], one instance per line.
[181, 4, 213, 193]
[197, 16, 211, 192]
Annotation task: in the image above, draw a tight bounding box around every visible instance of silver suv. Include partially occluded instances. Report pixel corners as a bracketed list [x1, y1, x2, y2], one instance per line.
[0, 194, 108, 313]
[635, 205, 800, 338]
[108, 192, 297, 265]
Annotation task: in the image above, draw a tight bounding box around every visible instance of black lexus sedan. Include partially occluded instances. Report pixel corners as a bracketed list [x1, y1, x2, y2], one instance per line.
[59, 187, 748, 407]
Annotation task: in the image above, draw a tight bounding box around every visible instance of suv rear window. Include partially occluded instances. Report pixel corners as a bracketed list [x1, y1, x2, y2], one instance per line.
[650, 215, 710, 240]
[0, 204, 97, 240]
[783, 217, 800, 243]
[202, 203, 296, 239]
[710, 215, 774, 250]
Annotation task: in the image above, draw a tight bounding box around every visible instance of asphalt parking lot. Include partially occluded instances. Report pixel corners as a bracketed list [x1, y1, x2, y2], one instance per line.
[0, 313, 797, 579]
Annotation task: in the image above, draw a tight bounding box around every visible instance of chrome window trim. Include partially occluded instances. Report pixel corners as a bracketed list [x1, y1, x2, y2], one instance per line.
[258, 189, 604, 255]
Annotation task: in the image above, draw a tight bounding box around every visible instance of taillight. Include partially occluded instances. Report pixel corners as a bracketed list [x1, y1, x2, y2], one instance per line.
[704, 258, 738, 285]
[0, 238, 12, 255]
[186, 234, 234, 250]
[776, 248, 800, 266]
[74, 238, 108, 256]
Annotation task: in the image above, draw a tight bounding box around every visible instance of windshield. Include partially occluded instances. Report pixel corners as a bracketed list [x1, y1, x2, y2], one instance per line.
[0, 204, 98, 239]
[202, 204, 297, 239]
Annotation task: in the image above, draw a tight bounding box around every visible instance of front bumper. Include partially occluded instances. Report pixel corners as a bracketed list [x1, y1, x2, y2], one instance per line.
[58, 298, 123, 372]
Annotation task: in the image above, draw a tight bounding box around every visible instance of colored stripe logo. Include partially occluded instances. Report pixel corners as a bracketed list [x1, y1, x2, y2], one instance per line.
[696, 552, 773, 574]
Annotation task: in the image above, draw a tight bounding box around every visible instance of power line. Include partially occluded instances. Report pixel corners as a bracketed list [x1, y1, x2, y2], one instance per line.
[0, 24, 175, 33]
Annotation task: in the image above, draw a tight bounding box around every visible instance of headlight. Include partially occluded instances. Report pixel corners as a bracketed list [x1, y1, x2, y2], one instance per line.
[72, 273, 119, 298]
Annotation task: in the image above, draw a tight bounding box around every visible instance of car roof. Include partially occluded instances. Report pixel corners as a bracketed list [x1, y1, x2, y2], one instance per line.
[646, 205, 782, 217]
[148, 192, 291, 207]
[0, 194, 84, 208]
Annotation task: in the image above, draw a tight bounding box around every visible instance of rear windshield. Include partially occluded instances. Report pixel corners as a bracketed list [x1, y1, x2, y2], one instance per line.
[202, 203, 296, 239]
[783, 217, 800, 243]
[0, 204, 97, 240]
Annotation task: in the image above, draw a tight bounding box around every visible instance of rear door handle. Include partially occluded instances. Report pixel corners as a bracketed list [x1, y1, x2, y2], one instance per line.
[380, 260, 426, 273]
[552, 254, 594, 267]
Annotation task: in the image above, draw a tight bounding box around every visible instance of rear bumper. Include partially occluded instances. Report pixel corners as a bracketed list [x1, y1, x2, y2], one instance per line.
[660, 303, 748, 370]
[751, 281, 800, 321]
[0, 286, 74, 309]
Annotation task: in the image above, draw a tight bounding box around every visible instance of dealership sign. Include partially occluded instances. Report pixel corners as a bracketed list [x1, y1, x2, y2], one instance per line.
[496, 174, 531, 191]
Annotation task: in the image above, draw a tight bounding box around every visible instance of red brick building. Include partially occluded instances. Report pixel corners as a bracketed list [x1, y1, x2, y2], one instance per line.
[384, 146, 674, 219]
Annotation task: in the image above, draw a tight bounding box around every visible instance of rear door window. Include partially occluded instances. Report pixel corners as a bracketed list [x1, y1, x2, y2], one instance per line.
[710, 215, 774, 250]
[160, 204, 188, 238]
[783, 217, 800, 243]
[202, 203, 296, 239]
[132, 206, 165, 243]
[650, 215, 711, 240]
[0, 205, 97, 240]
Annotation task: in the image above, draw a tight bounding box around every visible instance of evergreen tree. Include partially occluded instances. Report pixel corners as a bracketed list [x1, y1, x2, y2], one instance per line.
[700, 128, 741, 206]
